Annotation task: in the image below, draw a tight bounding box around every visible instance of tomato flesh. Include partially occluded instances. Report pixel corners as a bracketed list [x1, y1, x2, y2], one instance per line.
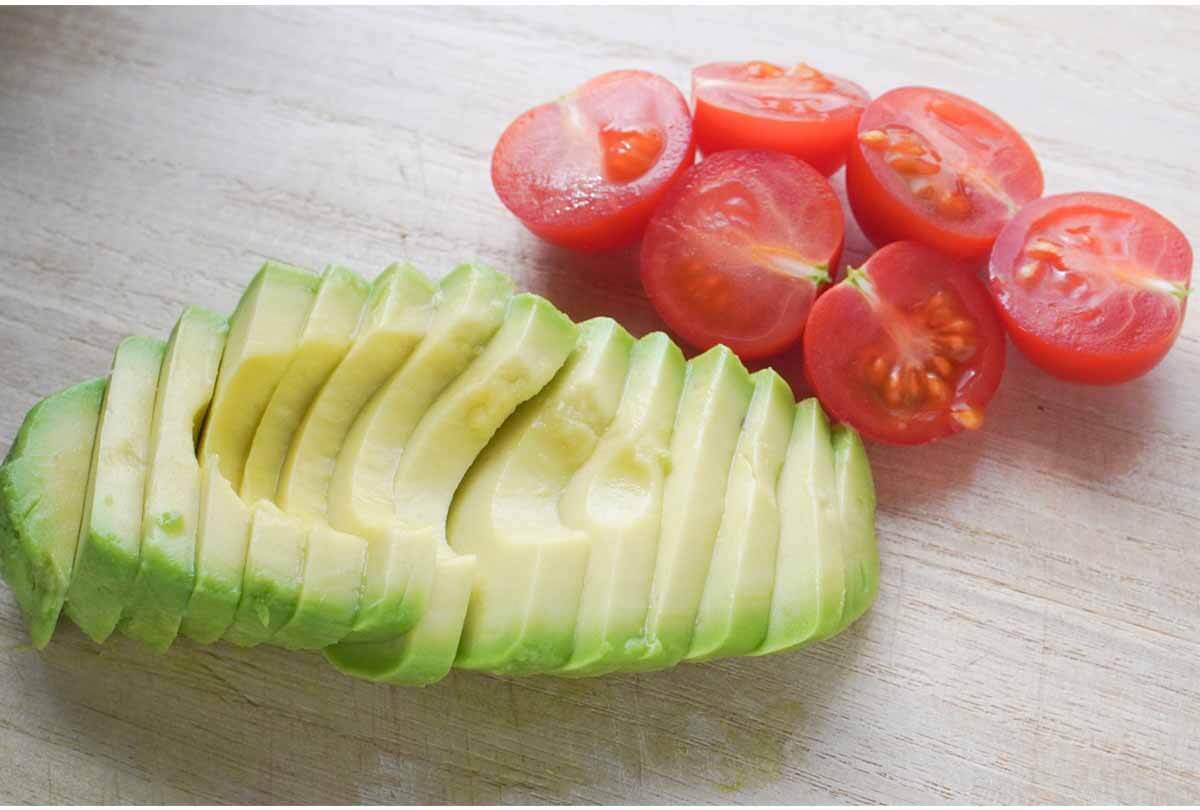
[692, 61, 870, 176]
[846, 86, 1043, 261]
[804, 241, 1006, 445]
[640, 150, 844, 360]
[989, 192, 1192, 384]
[491, 70, 695, 252]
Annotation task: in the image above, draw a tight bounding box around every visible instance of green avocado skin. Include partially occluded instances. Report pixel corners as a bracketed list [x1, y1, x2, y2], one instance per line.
[0, 378, 106, 649]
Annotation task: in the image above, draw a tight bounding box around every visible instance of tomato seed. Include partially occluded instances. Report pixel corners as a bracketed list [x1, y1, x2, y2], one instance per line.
[952, 407, 985, 430]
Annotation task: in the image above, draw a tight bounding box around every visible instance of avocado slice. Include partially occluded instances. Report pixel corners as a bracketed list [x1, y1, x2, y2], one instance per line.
[272, 522, 367, 650]
[324, 293, 578, 685]
[686, 369, 794, 662]
[832, 424, 879, 631]
[223, 500, 307, 647]
[752, 398, 846, 656]
[551, 332, 685, 678]
[240, 266, 369, 505]
[452, 317, 633, 675]
[634, 345, 754, 671]
[178, 262, 317, 644]
[0, 378, 105, 648]
[327, 263, 512, 641]
[65, 337, 166, 643]
[178, 460, 253, 643]
[198, 261, 318, 490]
[276, 264, 434, 522]
[119, 306, 229, 652]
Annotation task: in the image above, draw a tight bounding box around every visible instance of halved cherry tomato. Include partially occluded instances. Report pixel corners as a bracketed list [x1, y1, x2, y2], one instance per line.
[846, 86, 1044, 261]
[989, 192, 1192, 385]
[640, 150, 844, 360]
[691, 61, 870, 176]
[804, 241, 1006, 445]
[491, 70, 695, 253]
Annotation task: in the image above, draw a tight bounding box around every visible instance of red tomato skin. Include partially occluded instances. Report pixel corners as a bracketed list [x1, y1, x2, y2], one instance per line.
[491, 70, 696, 254]
[804, 241, 1007, 446]
[988, 193, 1193, 385]
[846, 86, 1044, 262]
[640, 150, 845, 360]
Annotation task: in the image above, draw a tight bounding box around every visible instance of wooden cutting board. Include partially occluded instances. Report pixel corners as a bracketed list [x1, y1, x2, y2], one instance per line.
[0, 7, 1196, 803]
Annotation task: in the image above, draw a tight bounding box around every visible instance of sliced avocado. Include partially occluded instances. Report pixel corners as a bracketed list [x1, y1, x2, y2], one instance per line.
[241, 266, 369, 505]
[223, 500, 307, 647]
[65, 337, 166, 643]
[178, 459, 252, 643]
[276, 264, 434, 522]
[552, 333, 685, 678]
[752, 398, 846, 656]
[324, 293, 578, 685]
[686, 369, 794, 662]
[119, 307, 229, 652]
[198, 261, 318, 490]
[327, 264, 512, 641]
[634, 345, 754, 671]
[272, 523, 367, 650]
[453, 317, 633, 675]
[832, 424, 879, 631]
[0, 378, 105, 648]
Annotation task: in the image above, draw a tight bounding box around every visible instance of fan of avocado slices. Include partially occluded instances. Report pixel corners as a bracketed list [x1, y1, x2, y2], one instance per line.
[0, 260, 879, 685]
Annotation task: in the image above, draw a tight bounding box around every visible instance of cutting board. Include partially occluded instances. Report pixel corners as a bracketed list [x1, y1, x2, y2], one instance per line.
[0, 7, 1196, 803]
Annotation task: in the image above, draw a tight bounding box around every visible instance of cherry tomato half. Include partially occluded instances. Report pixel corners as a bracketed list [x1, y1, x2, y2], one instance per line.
[491, 70, 695, 253]
[640, 150, 844, 360]
[846, 86, 1044, 261]
[691, 61, 870, 176]
[804, 241, 1006, 445]
[989, 192, 1192, 385]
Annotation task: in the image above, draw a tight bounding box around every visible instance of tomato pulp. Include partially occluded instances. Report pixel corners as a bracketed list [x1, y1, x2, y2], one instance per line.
[640, 150, 844, 360]
[846, 86, 1043, 261]
[691, 61, 870, 176]
[491, 70, 696, 253]
[989, 192, 1192, 384]
[804, 241, 1007, 445]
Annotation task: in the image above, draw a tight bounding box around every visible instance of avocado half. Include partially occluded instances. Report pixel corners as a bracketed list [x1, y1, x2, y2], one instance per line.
[0, 260, 879, 685]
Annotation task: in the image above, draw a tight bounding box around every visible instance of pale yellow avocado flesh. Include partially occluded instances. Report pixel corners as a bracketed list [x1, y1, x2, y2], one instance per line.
[551, 332, 685, 678]
[119, 307, 228, 652]
[326, 264, 512, 642]
[198, 261, 318, 491]
[452, 317, 633, 675]
[276, 264, 434, 523]
[179, 459, 253, 643]
[753, 398, 847, 655]
[65, 337, 166, 644]
[686, 369, 794, 662]
[240, 266, 369, 505]
[634, 345, 754, 671]
[324, 293, 577, 685]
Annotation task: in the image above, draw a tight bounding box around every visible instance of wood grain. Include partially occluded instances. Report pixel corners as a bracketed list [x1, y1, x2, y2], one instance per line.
[0, 7, 1197, 804]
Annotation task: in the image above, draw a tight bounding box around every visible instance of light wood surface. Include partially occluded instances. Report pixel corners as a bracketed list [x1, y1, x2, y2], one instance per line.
[1, 7, 1197, 804]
